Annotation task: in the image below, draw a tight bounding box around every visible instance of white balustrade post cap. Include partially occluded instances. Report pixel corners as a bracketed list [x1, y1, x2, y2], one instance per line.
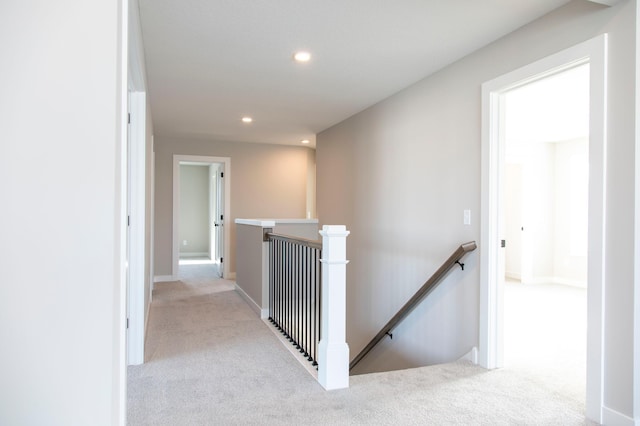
[319, 225, 350, 237]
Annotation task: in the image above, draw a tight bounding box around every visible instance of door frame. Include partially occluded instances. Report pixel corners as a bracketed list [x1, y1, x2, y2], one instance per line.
[126, 0, 150, 367]
[214, 167, 225, 266]
[479, 34, 607, 422]
[126, 91, 147, 366]
[172, 155, 231, 278]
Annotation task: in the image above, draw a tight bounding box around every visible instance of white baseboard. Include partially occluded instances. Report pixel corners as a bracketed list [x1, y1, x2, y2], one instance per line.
[144, 299, 151, 339]
[602, 406, 636, 426]
[551, 277, 587, 288]
[459, 347, 478, 364]
[519, 276, 586, 288]
[235, 284, 268, 318]
[179, 252, 209, 258]
[521, 276, 554, 285]
[505, 272, 521, 281]
[154, 275, 175, 283]
[263, 318, 318, 381]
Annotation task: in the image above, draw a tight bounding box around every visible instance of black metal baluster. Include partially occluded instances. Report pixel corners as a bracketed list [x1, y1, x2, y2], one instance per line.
[265, 235, 325, 369]
[292, 243, 297, 347]
[269, 238, 273, 322]
[277, 239, 282, 331]
[316, 250, 321, 368]
[298, 244, 305, 355]
[310, 246, 315, 361]
[274, 239, 278, 329]
[287, 240, 292, 342]
[296, 244, 301, 350]
[304, 248, 314, 359]
[278, 239, 283, 332]
[273, 239, 278, 329]
[302, 246, 308, 357]
[283, 240, 288, 338]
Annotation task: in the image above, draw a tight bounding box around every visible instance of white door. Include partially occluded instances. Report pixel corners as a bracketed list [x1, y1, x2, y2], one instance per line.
[125, 95, 131, 364]
[208, 164, 217, 262]
[214, 168, 225, 275]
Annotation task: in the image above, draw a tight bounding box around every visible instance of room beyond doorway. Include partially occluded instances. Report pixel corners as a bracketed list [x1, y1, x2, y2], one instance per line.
[172, 155, 231, 279]
[502, 62, 589, 413]
[178, 164, 215, 262]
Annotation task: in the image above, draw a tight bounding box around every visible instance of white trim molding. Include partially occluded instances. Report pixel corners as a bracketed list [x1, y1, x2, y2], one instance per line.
[635, 1, 640, 421]
[480, 34, 607, 423]
[127, 91, 147, 367]
[602, 406, 636, 426]
[587, 0, 623, 5]
[235, 284, 268, 319]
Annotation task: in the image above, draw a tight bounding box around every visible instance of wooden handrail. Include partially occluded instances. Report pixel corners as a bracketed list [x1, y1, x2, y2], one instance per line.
[349, 241, 477, 371]
[264, 230, 323, 250]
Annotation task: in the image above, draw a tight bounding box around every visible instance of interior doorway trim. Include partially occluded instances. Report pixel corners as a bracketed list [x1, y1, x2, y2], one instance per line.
[127, 91, 147, 366]
[126, 0, 150, 368]
[480, 34, 607, 422]
[172, 155, 231, 279]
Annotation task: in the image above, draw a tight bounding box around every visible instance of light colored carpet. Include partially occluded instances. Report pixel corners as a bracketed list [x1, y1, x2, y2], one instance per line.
[128, 266, 595, 425]
[504, 280, 587, 406]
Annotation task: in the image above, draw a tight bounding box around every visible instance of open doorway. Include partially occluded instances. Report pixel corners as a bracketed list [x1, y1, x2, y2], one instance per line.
[173, 155, 231, 279]
[178, 163, 222, 276]
[502, 64, 589, 404]
[480, 35, 607, 422]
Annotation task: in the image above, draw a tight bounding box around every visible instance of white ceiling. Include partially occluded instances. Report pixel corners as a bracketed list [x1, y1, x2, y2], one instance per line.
[138, 0, 575, 147]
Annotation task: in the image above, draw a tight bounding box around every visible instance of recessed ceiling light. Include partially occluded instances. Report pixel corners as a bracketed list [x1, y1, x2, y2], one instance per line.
[293, 51, 311, 62]
[301, 139, 310, 144]
[241, 117, 253, 123]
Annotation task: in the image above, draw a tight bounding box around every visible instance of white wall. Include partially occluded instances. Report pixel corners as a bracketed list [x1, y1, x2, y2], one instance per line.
[505, 163, 524, 279]
[179, 165, 210, 255]
[317, 0, 638, 419]
[0, 1, 125, 424]
[526, 143, 556, 280]
[553, 138, 588, 284]
[505, 139, 588, 286]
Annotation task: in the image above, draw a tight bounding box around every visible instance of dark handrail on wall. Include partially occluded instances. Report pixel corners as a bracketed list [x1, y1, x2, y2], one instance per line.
[349, 241, 477, 371]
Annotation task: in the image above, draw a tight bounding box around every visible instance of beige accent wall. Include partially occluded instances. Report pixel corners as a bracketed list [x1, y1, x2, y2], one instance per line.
[154, 137, 315, 275]
[317, 0, 636, 418]
[235, 224, 268, 313]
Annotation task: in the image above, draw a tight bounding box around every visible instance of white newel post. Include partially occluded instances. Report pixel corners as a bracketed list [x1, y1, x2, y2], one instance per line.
[318, 225, 350, 390]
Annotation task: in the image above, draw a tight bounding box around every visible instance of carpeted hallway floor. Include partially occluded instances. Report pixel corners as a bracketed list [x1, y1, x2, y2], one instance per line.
[127, 264, 596, 425]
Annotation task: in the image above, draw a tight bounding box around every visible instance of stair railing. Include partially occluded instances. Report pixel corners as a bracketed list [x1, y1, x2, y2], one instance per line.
[265, 225, 351, 390]
[266, 231, 323, 368]
[349, 241, 477, 371]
